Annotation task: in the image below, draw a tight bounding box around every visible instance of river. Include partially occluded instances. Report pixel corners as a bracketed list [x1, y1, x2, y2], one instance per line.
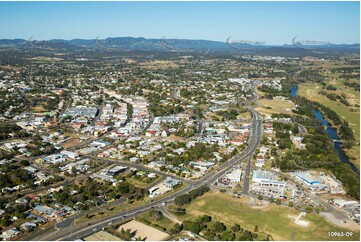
[291, 85, 359, 173]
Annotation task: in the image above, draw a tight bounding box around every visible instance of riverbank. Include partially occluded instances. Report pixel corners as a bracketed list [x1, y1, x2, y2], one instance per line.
[296, 83, 360, 169]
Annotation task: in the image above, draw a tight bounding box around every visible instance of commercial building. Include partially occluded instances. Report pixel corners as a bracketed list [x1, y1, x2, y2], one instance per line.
[63, 107, 98, 118]
[294, 172, 320, 186]
[252, 169, 286, 188]
[106, 166, 127, 176]
[226, 169, 242, 183]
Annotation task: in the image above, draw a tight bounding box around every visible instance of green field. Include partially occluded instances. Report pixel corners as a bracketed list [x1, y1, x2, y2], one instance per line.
[179, 191, 360, 241]
[125, 177, 151, 188]
[137, 211, 176, 233]
[298, 83, 360, 167]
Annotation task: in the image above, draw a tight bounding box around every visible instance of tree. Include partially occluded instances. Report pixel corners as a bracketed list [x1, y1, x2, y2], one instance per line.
[213, 221, 226, 233]
[231, 224, 241, 232]
[199, 215, 212, 224]
[240, 230, 254, 241]
[254, 225, 259, 232]
[149, 210, 163, 221]
[174, 194, 192, 206]
[169, 223, 182, 235]
[173, 207, 187, 216]
[182, 220, 201, 234]
[221, 230, 235, 241]
[0, 215, 11, 227]
[305, 206, 313, 213]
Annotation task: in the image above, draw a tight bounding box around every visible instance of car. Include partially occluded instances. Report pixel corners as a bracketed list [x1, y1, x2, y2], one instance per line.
[108, 222, 112, 225]
[92, 228, 97, 231]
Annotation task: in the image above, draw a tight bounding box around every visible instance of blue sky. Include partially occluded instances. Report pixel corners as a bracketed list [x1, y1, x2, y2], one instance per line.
[0, 1, 359, 44]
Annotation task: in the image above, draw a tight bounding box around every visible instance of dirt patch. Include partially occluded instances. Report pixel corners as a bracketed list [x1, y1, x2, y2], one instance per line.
[117, 220, 170, 241]
[61, 137, 81, 149]
[320, 212, 360, 231]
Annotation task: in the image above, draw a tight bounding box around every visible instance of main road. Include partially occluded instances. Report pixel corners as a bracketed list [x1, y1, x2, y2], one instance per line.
[26, 85, 263, 241]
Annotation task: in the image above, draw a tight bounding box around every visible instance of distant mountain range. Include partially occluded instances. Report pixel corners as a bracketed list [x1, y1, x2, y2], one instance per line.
[0, 37, 359, 55]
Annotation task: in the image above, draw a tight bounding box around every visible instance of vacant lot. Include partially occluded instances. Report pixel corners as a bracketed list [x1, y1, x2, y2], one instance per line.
[117, 220, 170, 241]
[180, 191, 360, 241]
[138, 60, 180, 69]
[61, 137, 81, 149]
[255, 97, 296, 116]
[84, 230, 122, 241]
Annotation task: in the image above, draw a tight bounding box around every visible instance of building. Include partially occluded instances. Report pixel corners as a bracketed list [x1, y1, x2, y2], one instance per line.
[154, 116, 180, 124]
[106, 166, 127, 176]
[189, 161, 215, 169]
[252, 169, 286, 188]
[295, 172, 320, 186]
[60, 150, 79, 159]
[226, 169, 242, 183]
[20, 221, 37, 231]
[91, 140, 110, 148]
[163, 177, 182, 188]
[0, 228, 21, 240]
[63, 107, 98, 118]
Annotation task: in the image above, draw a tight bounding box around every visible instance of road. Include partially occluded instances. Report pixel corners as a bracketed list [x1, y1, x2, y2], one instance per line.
[242, 156, 252, 195]
[91, 92, 105, 126]
[27, 85, 263, 241]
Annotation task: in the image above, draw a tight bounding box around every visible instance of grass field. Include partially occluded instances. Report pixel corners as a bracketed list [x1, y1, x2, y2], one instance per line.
[137, 211, 176, 233]
[31, 106, 46, 113]
[179, 191, 360, 241]
[298, 83, 360, 167]
[84, 230, 122, 241]
[255, 97, 296, 116]
[125, 177, 151, 188]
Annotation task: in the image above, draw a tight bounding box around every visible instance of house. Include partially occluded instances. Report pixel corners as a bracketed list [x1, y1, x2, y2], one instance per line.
[60, 150, 79, 159]
[129, 157, 140, 163]
[91, 140, 110, 148]
[24, 212, 47, 224]
[148, 173, 157, 178]
[20, 221, 37, 231]
[230, 139, 244, 145]
[23, 166, 37, 174]
[33, 205, 55, 216]
[15, 198, 28, 204]
[149, 186, 161, 197]
[0, 228, 21, 240]
[0, 209, 5, 217]
[163, 177, 182, 188]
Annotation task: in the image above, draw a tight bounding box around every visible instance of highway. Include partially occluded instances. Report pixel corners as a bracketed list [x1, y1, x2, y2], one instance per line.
[26, 85, 263, 241]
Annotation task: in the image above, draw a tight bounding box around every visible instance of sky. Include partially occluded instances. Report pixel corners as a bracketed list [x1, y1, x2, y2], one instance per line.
[0, 1, 359, 45]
